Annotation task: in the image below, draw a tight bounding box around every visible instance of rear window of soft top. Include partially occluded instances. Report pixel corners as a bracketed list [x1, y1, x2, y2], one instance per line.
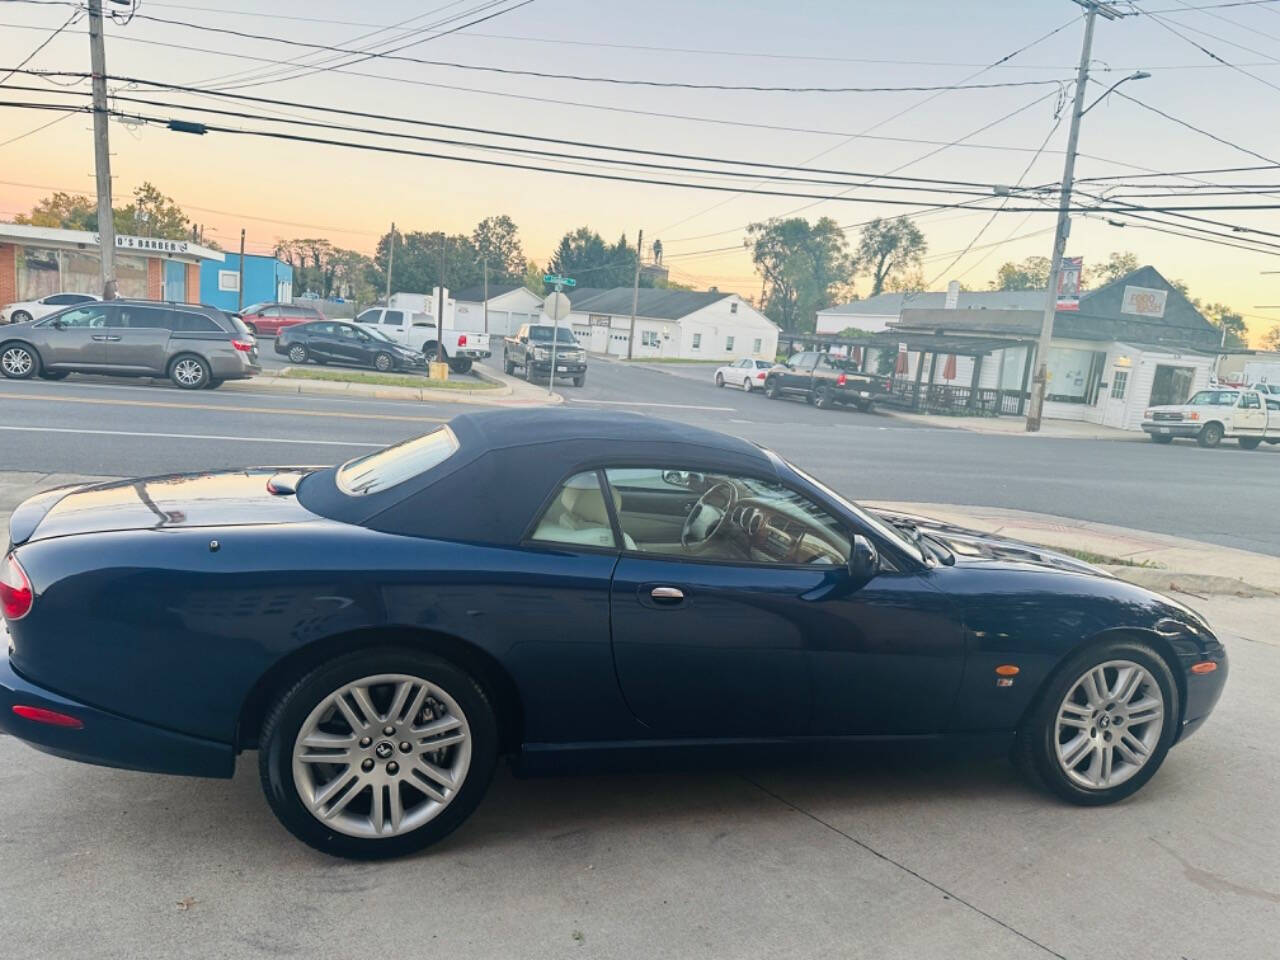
[336, 426, 460, 496]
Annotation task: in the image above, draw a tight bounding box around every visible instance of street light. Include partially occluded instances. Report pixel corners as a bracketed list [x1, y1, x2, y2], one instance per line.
[1081, 70, 1151, 116]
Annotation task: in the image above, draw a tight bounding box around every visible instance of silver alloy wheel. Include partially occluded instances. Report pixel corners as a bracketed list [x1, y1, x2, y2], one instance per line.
[742, 377, 752, 392]
[1055, 659, 1164, 790]
[375, 353, 392, 372]
[173, 358, 205, 387]
[292, 673, 472, 839]
[2, 346, 33, 376]
[288, 345, 306, 363]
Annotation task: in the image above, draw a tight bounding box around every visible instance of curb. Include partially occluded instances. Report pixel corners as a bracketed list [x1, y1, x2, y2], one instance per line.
[221, 369, 561, 407]
[878, 410, 1142, 442]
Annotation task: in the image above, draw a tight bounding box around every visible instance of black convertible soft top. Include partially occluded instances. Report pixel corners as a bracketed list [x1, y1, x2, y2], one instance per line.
[298, 409, 779, 545]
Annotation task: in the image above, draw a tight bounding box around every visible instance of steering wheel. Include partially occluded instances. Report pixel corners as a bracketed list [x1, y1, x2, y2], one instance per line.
[681, 481, 737, 552]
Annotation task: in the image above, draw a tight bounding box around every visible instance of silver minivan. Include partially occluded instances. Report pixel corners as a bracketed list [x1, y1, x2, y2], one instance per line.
[0, 300, 260, 389]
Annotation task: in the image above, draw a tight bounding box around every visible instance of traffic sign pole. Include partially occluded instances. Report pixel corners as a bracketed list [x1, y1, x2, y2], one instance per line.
[542, 275, 575, 397]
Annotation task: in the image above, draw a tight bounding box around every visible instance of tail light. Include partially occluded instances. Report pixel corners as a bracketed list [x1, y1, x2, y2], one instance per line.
[231, 339, 254, 353]
[757, 371, 767, 379]
[457, 334, 468, 346]
[1, 552, 33, 621]
[836, 373, 847, 386]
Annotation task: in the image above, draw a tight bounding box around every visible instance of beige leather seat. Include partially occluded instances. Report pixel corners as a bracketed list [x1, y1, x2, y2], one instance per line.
[533, 477, 636, 549]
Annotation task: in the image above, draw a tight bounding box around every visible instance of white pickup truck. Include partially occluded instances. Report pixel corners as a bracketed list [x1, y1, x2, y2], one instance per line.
[353, 307, 490, 374]
[1142, 387, 1280, 449]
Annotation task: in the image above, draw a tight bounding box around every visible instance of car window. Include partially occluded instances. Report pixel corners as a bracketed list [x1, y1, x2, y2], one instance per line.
[529, 471, 618, 549]
[170, 311, 221, 332]
[355, 309, 381, 324]
[261, 306, 282, 318]
[222, 313, 250, 336]
[383, 310, 405, 327]
[46, 293, 89, 305]
[44, 304, 111, 329]
[241, 302, 267, 315]
[1187, 390, 1238, 406]
[604, 467, 849, 566]
[336, 426, 460, 496]
[335, 324, 358, 339]
[108, 306, 171, 329]
[1240, 393, 1261, 409]
[307, 322, 333, 336]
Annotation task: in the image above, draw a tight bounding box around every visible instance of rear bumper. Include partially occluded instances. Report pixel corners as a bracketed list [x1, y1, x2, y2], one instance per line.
[0, 654, 234, 778]
[454, 349, 491, 359]
[1142, 421, 1200, 438]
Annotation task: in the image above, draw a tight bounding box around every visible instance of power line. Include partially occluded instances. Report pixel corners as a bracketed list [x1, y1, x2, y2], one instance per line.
[1102, 86, 1280, 166]
[105, 10, 1076, 95]
[0, 5, 78, 87]
[1131, 3, 1280, 92]
[0, 107, 74, 146]
[1076, 163, 1279, 181]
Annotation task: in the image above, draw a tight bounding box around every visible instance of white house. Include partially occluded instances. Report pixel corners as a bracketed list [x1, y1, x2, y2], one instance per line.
[450, 283, 544, 337]
[564, 288, 778, 360]
[816, 288, 1044, 335]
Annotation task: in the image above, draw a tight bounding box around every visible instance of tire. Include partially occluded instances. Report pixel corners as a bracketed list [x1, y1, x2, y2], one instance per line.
[374, 352, 394, 373]
[1238, 437, 1261, 450]
[764, 378, 780, 400]
[855, 400, 874, 413]
[287, 344, 308, 365]
[1, 342, 41, 380]
[813, 386, 833, 410]
[715, 372, 725, 388]
[1197, 422, 1224, 448]
[424, 342, 442, 364]
[169, 354, 210, 390]
[504, 355, 515, 375]
[206, 378, 224, 390]
[39, 370, 69, 381]
[258, 647, 498, 860]
[573, 374, 585, 387]
[448, 358, 473, 375]
[742, 378, 753, 392]
[1014, 638, 1179, 806]
[11, 310, 33, 324]
[524, 361, 533, 383]
[1150, 434, 1173, 444]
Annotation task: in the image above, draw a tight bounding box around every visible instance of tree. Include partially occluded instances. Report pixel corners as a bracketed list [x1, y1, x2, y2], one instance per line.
[547, 227, 639, 287]
[522, 259, 544, 295]
[855, 217, 926, 297]
[1089, 250, 1139, 288]
[746, 216, 855, 332]
[470, 215, 525, 282]
[370, 228, 481, 296]
[15, 191, 98, 230]
[1260, 325, 1280, 351]
[1200, 302, 1247, 348]
[112, 182, 190, 239]
[277, 239, 375, 301]
[992, 255, 1051, 291]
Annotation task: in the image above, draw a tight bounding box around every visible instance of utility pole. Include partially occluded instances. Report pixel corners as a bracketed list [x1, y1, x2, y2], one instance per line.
[626, 228, 643, 360]
[482, 255, 489, 336]
[384, 221, 395, 301]
[1026, 1, 1127, 431]
[436, 234, 447, 368]
[88, 0, 116, 300]
[237, 228, 245, 311]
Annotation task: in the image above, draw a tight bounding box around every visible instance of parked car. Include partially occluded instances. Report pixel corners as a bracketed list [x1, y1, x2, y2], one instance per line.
[1141, 387, 1278, 448]
[1, 292, 100, 325]
[714, 357, 772, 391]
[504, 323, 587, 386]
[239, 302, 326, 337]
[1250, 382, 1280, 396]
[354, 308, 489, 374]
[0, 410, 1228, 859]
[0, 300, 258, 389]
[276, 320, 425, 373]
[764, 351, 890, 411]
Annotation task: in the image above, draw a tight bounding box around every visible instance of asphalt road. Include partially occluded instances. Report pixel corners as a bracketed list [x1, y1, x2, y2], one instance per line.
[2, 356, 1276, 554]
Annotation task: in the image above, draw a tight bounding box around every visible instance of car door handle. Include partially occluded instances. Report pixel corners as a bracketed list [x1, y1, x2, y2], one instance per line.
[92, 334, 121, 341]
[650, 586, 685, 603]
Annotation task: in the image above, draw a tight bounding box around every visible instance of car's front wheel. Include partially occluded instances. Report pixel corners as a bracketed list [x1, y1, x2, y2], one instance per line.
[373, 352, 394, 373]
[1197, 422, 1224, 448]
[10, 310, 32, 324]
[764, 378, 780, 399]
[715, 372, 725, 387]
[742, 377, 753, 392]
[1, 342, 40, 380]
[259, 648, 498, 859]
[813, 386, 834, 409]
[1016, 639, 1178, 806]
[287, 344, 308, 364]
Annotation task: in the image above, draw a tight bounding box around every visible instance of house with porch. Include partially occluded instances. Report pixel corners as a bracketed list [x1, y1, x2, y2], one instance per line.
[829, 267, 1222, 431]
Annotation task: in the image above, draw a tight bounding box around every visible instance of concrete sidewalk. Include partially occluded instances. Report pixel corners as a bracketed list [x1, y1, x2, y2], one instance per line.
[881, 410, 1139, 440]
[220, 365, 560, 407]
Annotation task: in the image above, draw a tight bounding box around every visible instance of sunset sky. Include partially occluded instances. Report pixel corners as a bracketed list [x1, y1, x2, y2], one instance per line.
[2, 0, 1278, 341]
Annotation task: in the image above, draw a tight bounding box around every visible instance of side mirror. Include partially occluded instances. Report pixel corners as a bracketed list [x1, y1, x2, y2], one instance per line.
[520, 336, 528, 343]
[847, 535, 879, 583]
[50, 318, 64, 330]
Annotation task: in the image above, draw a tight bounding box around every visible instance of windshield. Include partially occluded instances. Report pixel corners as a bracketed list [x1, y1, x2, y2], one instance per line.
[1187, 390, 1239, 406]
[782, 458, 926, 566]
[529, 326, 577, 344]
[336, 426, 459, 496]
[364, 326, 396, 343]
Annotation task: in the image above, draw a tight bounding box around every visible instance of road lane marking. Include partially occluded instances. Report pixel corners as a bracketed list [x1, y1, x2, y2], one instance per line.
[565, 397, 736, 411]
[0, 391, 445, 423]
[0, 425, 381, 447]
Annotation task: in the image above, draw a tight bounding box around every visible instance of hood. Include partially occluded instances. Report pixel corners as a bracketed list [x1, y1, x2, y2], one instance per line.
[8, 469, 321, 546]
[869, 508, 1109, 578]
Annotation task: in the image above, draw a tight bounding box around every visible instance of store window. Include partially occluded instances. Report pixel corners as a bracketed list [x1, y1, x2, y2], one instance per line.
[1151, 365, 1196, 407]
[61, 250, 101, 295]
[115, 255, 148, 299]
[641, 330, 659, 347]
[1045, 346, 1106, 405]
[1110, 370, 1129, 400]
[17, 247, 59, 300]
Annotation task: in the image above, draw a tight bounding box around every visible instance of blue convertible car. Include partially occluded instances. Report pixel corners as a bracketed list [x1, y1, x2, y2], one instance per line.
[0, 410, 1227, 858]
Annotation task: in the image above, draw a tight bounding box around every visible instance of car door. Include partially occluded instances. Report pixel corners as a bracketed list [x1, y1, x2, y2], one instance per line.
[102, 304, 173, 373]
[328, 323, 369, 366]
[31, 303, 114, 369]
[378, 309, 410, 346]
[604, 466, 965, 738]
[780, 352, 817, 395]
[1235, 392, 1267, 435]
[301, 323, 335, 361]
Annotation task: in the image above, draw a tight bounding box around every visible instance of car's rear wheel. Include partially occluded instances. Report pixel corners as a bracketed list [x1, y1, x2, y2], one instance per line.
[1238, 437, 1261, 450]
[503, 355, 515, 375]
[765, 378, 780, 399]
[1150, 433, 1173, 444]
[373, 352, 394, 373]
[1197, 422, 1224, 448]
[573, 373, 585, 387]
[742, 377, 753, 392]
[11, 310, 32, 324]
[448, 358, 473, 375]
[1016, 639, 1178, 806]
[715, 372, 725, 387]
[1, 342, 40, 380]
[258, 648, 497, 859]
[169, 354, 210, 390]
[287, 344, 308, 364]
[813, 386, 834, 409]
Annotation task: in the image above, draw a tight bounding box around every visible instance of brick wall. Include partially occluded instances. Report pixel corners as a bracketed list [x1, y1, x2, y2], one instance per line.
[186, 262, 199, 304]
[0, 244, 15, 305]
[147, 258, 163, 300]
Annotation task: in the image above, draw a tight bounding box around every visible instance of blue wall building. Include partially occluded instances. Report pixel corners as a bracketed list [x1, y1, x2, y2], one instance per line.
[199, 253, 292, 311]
